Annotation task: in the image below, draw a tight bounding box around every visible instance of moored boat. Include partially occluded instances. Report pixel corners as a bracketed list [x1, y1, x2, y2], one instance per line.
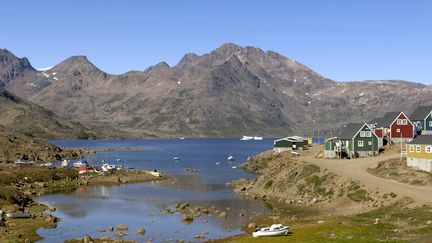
[227, 155, 235, 161]
[74, 160, 88, 168]
[61, 160, 70, 167]
[252, 224, 289, 237]
[253, 136, 263, 140]
[240, 136, 253, 140]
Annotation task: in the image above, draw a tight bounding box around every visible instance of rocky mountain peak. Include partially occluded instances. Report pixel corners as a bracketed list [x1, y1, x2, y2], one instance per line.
[51, 55, 103, 74]
[176, 53, 200, 69]
[0, 49, 34, 74]
[154, 61, 170, 69]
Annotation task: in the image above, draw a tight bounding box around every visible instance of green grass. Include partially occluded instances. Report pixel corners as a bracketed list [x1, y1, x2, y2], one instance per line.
[264, 180, 273, 189]
[348, 189, 371, 202]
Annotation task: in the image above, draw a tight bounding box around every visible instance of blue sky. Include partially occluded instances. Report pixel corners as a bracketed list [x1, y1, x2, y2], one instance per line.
[2, 0, 431, 84]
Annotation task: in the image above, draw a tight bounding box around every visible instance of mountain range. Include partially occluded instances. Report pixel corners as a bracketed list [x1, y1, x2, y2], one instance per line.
[1, 44, 431, 138]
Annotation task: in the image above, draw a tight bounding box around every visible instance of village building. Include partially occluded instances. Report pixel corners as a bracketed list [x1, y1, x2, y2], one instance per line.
[370, 111, 414, 144]
[273, 136, 308, 153]
[324, 123, 379, 158]
[324, 137, 339, 158]
[410, 106, 432, 135]
[406, 135, 432, 172]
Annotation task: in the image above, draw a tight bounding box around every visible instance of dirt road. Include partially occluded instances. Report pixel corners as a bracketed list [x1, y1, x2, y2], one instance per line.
[298, 152, 432, 205]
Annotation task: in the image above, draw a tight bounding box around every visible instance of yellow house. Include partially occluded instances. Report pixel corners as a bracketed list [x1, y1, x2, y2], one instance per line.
[406, 135, 432, 172]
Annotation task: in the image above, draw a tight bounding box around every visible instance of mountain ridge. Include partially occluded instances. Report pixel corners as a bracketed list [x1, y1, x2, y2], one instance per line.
[2, 44, 431, 138]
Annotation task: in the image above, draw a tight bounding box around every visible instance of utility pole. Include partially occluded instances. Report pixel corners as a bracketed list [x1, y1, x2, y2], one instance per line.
[400, 133, 403, 162]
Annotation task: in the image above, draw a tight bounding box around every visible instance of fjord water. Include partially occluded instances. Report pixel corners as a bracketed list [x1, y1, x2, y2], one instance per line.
[36, 138, 273, 242]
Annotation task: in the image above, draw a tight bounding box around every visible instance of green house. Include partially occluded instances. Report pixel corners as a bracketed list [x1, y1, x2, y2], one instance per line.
[339, 123, 379, 157]
[324, 137, 339, 158]
[273, 136, 308, 153]
[410, 106, 432, 135]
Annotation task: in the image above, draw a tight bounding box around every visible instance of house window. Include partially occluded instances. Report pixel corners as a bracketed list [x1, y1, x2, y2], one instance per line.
[358, 141, 364, 147]
[429, 121, 432, 127]
[360, 131, 365, 137]
[410, 145, 414, 152]
[426, 146, 432, 153]
[403, 120, 408, 125]
[366, 131, 371, 137]
[397, 119, 401, 125]
[397, 128, 400, 133]
[416, 146, 421, 152]
[368, 141, 372, 145]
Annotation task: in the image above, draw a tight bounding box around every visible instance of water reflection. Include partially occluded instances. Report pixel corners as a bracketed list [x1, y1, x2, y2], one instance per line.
[37, 139, 273, 242]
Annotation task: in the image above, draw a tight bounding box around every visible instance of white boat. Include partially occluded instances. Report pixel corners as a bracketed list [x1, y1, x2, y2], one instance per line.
[216, 162, 222, 166]
[101, 163, 115, 172]
[116, 158, 121, 162]
[149, 170, 161, 177]
[61, 160, 70, 167]
[240, 136, 253, 141]
[173, 157, 180, 161]
[41, 162, 54, 167]
[252, 224, 289, 237]
[227, 155, 235, 161]
[231, 166, 238, 169]
[253, 136, 263, 140]
[74, 160, 88, 168]
[179, 137, 185, 140]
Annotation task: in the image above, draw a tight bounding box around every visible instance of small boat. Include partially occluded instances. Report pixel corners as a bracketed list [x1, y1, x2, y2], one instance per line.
[240, 136, 253, 141]
[252, 224, 289, 237]
[14, 159, 35, 167]
[216, 162, 222, 166]
[41, 162, 54, 167]
[116, 158, 121, 162]
[149, 170, 161, 177]
[173, 157, 180, 161]
[231, 166, 238, 169]
[179, 137, 185, 140]
[6, 212, 32, 219]
[74, 160, 88, 168]
[61, 160, 70, 167]
[101, 163, 115, 172]
[253, 136, 263, 140]
[227, 155, 235, 161]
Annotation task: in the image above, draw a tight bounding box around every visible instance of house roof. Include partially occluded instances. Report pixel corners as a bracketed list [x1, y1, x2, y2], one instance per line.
[339, 123, 364, 139]
[410, 106, 432, 121]
[368, 117, 382, 125]
[274, 136, 306, 143]
[407, 135, 432, 145]
[377, 112, 400, 127]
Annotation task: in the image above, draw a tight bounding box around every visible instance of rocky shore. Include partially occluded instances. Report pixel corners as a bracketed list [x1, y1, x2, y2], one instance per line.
[0, 166, 168, 242]
[230, 150, 400, 215]
[222, 149, 432, 242]
[0, 128, 89, 165]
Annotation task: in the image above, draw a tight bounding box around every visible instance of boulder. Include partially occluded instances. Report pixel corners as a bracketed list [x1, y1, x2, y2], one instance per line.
[116, 224, 129, 231]
[137, 227, 146, 235]
[181, 214, 193, 224]
[218, 211, 227, 218]
[83, 234, 93, 243]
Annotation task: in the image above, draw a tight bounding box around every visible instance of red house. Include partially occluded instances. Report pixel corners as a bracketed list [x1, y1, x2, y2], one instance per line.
[369, 112, 414, 144]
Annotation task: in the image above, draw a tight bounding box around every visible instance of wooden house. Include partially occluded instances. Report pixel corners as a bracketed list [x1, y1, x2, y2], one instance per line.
[406, 135, 432, 172]
[273, 136, 308, 153]
[410, 106, 432, 135]
[324, 137, 340, 158]
[370, 112, 414, 144]
[338, 123, 379, 158]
